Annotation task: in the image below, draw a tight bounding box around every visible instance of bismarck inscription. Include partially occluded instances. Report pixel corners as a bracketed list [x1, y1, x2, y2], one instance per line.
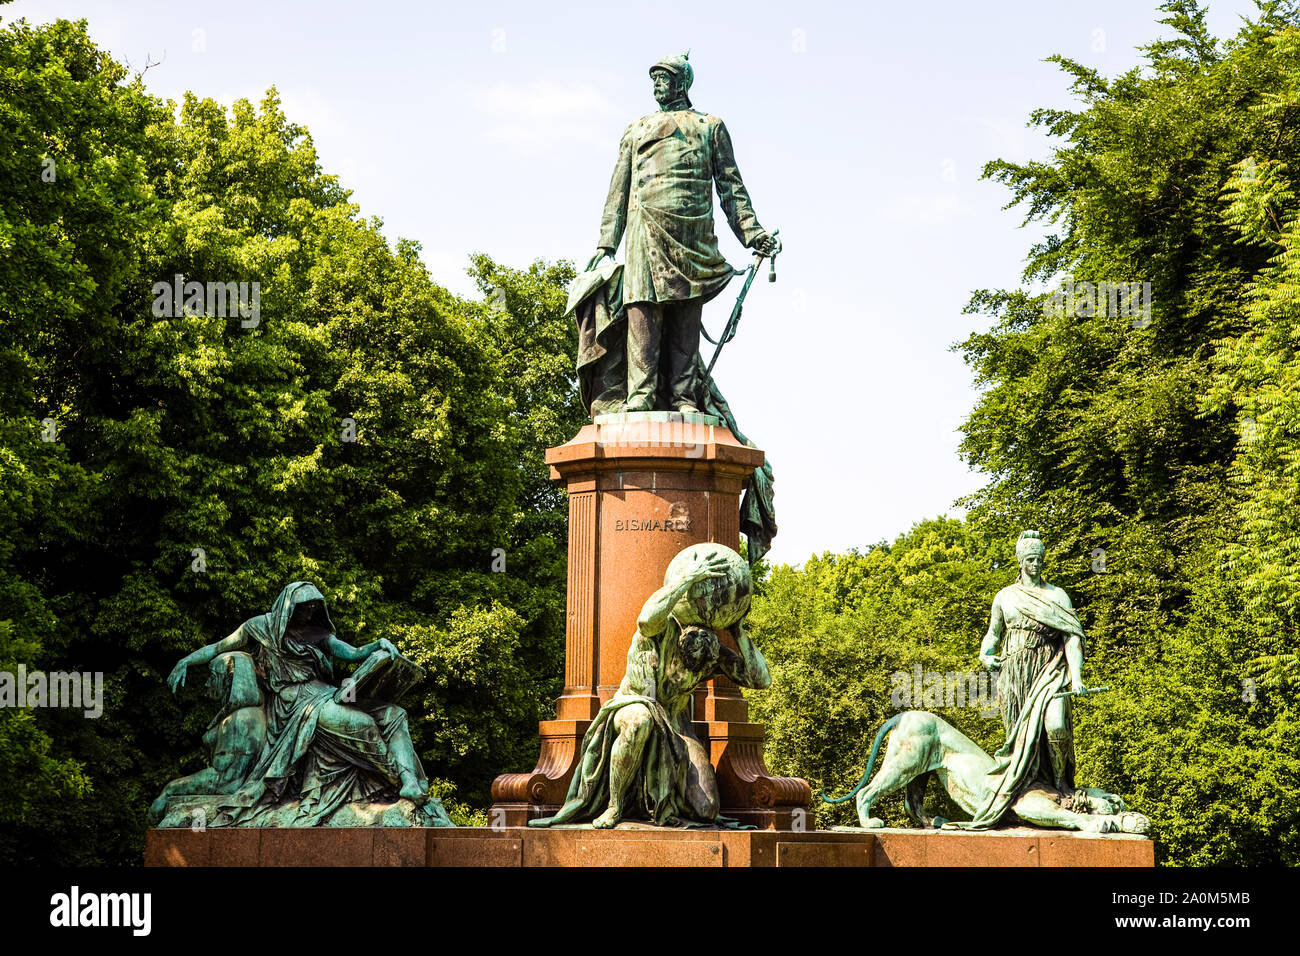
[615, 518, 691, 532]
[616, 502, 691, 533]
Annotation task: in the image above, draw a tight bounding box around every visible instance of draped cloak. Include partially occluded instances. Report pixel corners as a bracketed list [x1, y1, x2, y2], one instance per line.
[954, 583, 1087, 830]
[567, 266, 777, 564]
[212, 582, 452, 827]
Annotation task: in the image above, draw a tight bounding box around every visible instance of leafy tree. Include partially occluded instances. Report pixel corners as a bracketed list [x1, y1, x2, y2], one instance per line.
[0, 16, 576, 862]
[749, 518, 1006, 829]
[952, 0, 1300, 863]
[0, 15, 168, 862]
[752, 2, 1300, 864]
[1206, 25, 1300, 684]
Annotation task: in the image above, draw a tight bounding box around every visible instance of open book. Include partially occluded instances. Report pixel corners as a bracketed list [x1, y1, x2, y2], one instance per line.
[335, 649, 425, 704]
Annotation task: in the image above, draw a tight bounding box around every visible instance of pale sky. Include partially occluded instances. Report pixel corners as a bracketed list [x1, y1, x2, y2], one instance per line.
[8, 0, 1263, 564]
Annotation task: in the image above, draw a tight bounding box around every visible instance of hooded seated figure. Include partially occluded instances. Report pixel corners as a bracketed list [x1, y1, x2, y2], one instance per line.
[155, 581, 452, 828]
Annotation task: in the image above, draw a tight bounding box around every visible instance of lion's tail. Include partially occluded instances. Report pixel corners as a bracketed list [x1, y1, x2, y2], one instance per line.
[818, 713, 902, 805]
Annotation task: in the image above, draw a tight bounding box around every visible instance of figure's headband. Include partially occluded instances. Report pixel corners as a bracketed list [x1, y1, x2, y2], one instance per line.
[1016, 530, 1046, 560]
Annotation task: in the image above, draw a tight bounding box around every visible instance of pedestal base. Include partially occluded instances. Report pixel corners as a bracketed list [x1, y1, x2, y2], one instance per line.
[491, 414, 808, 827]
[145, 825, 1154, 867]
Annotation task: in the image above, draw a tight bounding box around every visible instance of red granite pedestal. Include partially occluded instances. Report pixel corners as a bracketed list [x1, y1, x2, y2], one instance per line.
[145, 825, 1155, 867]
[489, 412, 810, 828]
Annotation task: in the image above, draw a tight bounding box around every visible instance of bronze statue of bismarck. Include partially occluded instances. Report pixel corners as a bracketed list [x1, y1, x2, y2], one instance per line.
[583, 52, 777, 413]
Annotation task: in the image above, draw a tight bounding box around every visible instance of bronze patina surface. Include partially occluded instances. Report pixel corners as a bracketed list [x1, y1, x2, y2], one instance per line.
[152, 582, 453, 828]
[823, 532, 1150, 835]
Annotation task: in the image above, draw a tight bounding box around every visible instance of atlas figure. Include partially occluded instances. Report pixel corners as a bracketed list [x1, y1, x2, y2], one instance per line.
[530, 544, 769, 828]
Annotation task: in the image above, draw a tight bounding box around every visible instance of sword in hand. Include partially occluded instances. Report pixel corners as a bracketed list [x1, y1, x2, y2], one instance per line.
[1051, 685, 1111, 700]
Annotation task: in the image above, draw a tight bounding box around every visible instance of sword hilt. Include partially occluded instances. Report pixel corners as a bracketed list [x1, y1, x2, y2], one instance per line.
[764, 229, 782, 282]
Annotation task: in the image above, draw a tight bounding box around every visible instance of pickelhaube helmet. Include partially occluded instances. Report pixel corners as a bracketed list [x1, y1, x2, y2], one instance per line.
[649, 50, 693, 106]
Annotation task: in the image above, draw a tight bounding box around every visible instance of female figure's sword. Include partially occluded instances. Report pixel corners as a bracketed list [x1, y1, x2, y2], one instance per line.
[1051, 685, 1111, 700]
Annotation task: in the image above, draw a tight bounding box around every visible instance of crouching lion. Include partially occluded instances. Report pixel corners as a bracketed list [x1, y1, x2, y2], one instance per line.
[822, 711, 1150, 834]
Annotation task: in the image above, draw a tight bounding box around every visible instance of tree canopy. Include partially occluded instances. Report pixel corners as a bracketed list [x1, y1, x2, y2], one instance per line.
[0, 15, 580, 862]
[751, 1, 1300, 865]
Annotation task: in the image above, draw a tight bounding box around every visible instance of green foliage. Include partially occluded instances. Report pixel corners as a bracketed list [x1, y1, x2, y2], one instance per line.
[753, 2, 1300, 865]
[952, 2, 1300, 863]
[749, 519, 1006, 829]
[403, 604, 545, 806]
[1204, 26, 1300, 682]
[427, 778, 489, 828]
[0, 17, 575, 862]
[0, 623, 92, 835]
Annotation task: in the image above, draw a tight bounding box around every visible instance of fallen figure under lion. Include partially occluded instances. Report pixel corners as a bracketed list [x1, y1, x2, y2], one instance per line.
[822, 710, 1150, 834]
